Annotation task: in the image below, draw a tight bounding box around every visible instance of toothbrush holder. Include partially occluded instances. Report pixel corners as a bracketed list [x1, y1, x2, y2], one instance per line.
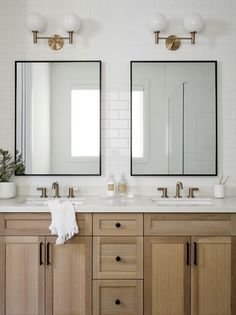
[213, 184, 224, 199]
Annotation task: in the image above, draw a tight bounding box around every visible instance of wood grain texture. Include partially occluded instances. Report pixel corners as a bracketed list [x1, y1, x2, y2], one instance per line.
[0, 237, 5, 315]
[232, 237, 236, 314]
[5, 236, 45, 315]
[191, 236, 231, 315]
[144, 213, 232, 236]
[93, 213, 143, 236]
[46, 236, 92, 315]
[93, 280, 143, 315]
[3, 213, 92, 235]
[144, 236, 191, 315]
[0, 215, 4, 236]
[93, 236, 143, 279]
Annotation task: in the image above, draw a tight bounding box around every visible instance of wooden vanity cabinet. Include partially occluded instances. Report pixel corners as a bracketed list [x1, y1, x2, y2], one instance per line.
[0, 212, 236, 315]
[0, 213, 92, 315]
[144, 214, 236, 315]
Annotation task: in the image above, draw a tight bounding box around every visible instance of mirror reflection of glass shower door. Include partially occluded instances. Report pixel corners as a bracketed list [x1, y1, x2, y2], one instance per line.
[168, 83, 184, 174]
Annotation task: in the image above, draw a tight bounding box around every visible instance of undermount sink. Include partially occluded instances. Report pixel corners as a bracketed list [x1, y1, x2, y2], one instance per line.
[151, 197, 214, 206]
[25, 197, 84, 206]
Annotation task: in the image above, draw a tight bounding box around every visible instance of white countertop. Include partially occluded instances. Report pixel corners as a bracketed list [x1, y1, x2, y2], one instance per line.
[0, 195, 236, 213]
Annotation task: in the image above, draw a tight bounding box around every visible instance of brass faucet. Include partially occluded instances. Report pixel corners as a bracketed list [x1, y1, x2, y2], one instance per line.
[175, 181, 183, 198]
[52, 181, 61, 198]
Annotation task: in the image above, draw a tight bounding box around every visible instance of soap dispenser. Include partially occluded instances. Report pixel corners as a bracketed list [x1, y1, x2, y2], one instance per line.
[118, 174, 127, 197]
[107, 174, 116, 197]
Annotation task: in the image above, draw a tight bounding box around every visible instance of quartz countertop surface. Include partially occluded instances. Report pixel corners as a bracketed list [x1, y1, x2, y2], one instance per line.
[0, 195, 236, 213]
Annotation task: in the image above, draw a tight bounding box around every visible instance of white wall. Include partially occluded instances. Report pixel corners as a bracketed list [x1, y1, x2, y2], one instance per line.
[0, 0, 236, 195]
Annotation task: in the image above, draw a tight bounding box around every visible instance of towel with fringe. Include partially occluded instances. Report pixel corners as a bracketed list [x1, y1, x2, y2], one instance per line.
[47, 200, 79, 245]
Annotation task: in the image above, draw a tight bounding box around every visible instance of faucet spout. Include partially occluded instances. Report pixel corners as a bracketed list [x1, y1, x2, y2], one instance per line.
[175, 181, 183, 198]
[52, 181, 61, 198]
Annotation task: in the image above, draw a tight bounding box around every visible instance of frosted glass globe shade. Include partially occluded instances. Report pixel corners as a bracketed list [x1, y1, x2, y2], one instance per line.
[150, 13, 168, 32]
[63, 14, 81, 32]
[26, 13, 46, 32]
[184, 14, 204, 32]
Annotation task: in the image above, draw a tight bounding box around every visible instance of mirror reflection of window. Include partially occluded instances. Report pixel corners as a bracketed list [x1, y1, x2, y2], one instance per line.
[71, 88, 100, 158]
[132, 90, 144, 159]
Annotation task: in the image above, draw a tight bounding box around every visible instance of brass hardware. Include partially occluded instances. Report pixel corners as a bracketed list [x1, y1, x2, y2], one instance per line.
[37, 187, 48, 198]
[52, 181, 61, 198]
[32, 31, 75, 50]
[165, 35, 181, 50]
[48, 34, 64, 50]
[67, 187, 75, 198]
[187, 187, 199, 198]
[154, 31, 197, 51]
[157, 187, 168, 198]
[175, 181, 183, 198]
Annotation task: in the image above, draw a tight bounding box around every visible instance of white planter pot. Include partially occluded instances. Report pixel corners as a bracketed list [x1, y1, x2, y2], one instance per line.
[0, 182, 16, 199]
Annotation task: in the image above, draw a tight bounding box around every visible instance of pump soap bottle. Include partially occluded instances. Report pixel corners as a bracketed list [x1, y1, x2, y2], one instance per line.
[107, 174, 116, 197]
[118, 174, 127, 197]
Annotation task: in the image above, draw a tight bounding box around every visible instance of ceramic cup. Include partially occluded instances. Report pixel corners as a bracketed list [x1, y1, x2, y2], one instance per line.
[213, 184, 224, 199]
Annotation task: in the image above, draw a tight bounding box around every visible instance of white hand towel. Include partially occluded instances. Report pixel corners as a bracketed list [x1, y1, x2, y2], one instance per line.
[47, 200, 79, 245]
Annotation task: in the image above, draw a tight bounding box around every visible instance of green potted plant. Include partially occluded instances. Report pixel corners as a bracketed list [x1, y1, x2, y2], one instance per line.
[0, 149, 25, 199]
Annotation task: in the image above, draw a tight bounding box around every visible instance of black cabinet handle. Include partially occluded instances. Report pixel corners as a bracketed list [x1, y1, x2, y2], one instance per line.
[115, 222, 121, 228]
[39, 242, 43, 265]
[194, 242, 198, 265]
[186, 242, 190, 265]
[115, 299, 120, 305]
[46, 242, 50, 265]
[116, 256, 121, 262]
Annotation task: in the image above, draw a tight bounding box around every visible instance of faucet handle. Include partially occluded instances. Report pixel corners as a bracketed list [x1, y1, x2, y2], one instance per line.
[187, 187, 199, 198]
[67, 186, 79, 198]
[157, 187, 168, 198]
[37, 187, 48, 198]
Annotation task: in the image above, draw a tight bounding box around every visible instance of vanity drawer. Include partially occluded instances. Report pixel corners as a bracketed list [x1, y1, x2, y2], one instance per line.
[93, 280, 143, 315]
[144, 213, 233, 236]
[93, 213, 143, 236]
[3, 213, 92, 235]
[93, 236, 143, 279]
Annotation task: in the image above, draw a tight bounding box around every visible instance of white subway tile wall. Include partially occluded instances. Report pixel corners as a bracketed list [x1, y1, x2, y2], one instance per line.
[0, 0, 236, 194]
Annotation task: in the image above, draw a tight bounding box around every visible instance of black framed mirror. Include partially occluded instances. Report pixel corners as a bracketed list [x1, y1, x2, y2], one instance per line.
[131, 61, 217, 176]
[15, 60, 101, 175]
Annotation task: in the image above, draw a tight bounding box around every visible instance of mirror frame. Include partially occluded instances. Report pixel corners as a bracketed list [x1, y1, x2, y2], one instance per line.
[15, 60, 102, 176]
[130, 60, 218, 176]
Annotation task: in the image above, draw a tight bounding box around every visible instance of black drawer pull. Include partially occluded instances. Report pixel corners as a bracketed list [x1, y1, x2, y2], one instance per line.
[194, 242, 198, 265]
[39, 242, 44, 265]
[115, 299, 120, 305]
[186, 242, 190, 266]
[115, 222, 121, 228]
[116, 256, 121, 262]
[46, 242, 50, 265]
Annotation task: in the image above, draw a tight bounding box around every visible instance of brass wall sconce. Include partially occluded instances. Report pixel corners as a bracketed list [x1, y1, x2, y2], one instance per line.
[26, 13, 81, 50]
[151, 13, 204, 51]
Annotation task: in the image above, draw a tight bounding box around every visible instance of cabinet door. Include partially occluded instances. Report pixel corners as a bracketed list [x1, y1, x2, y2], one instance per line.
[1, 236, 45, 315]
[46, 236, 92, 315]
[144, 237, 191, 315]
[191, 236, 231, 315]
